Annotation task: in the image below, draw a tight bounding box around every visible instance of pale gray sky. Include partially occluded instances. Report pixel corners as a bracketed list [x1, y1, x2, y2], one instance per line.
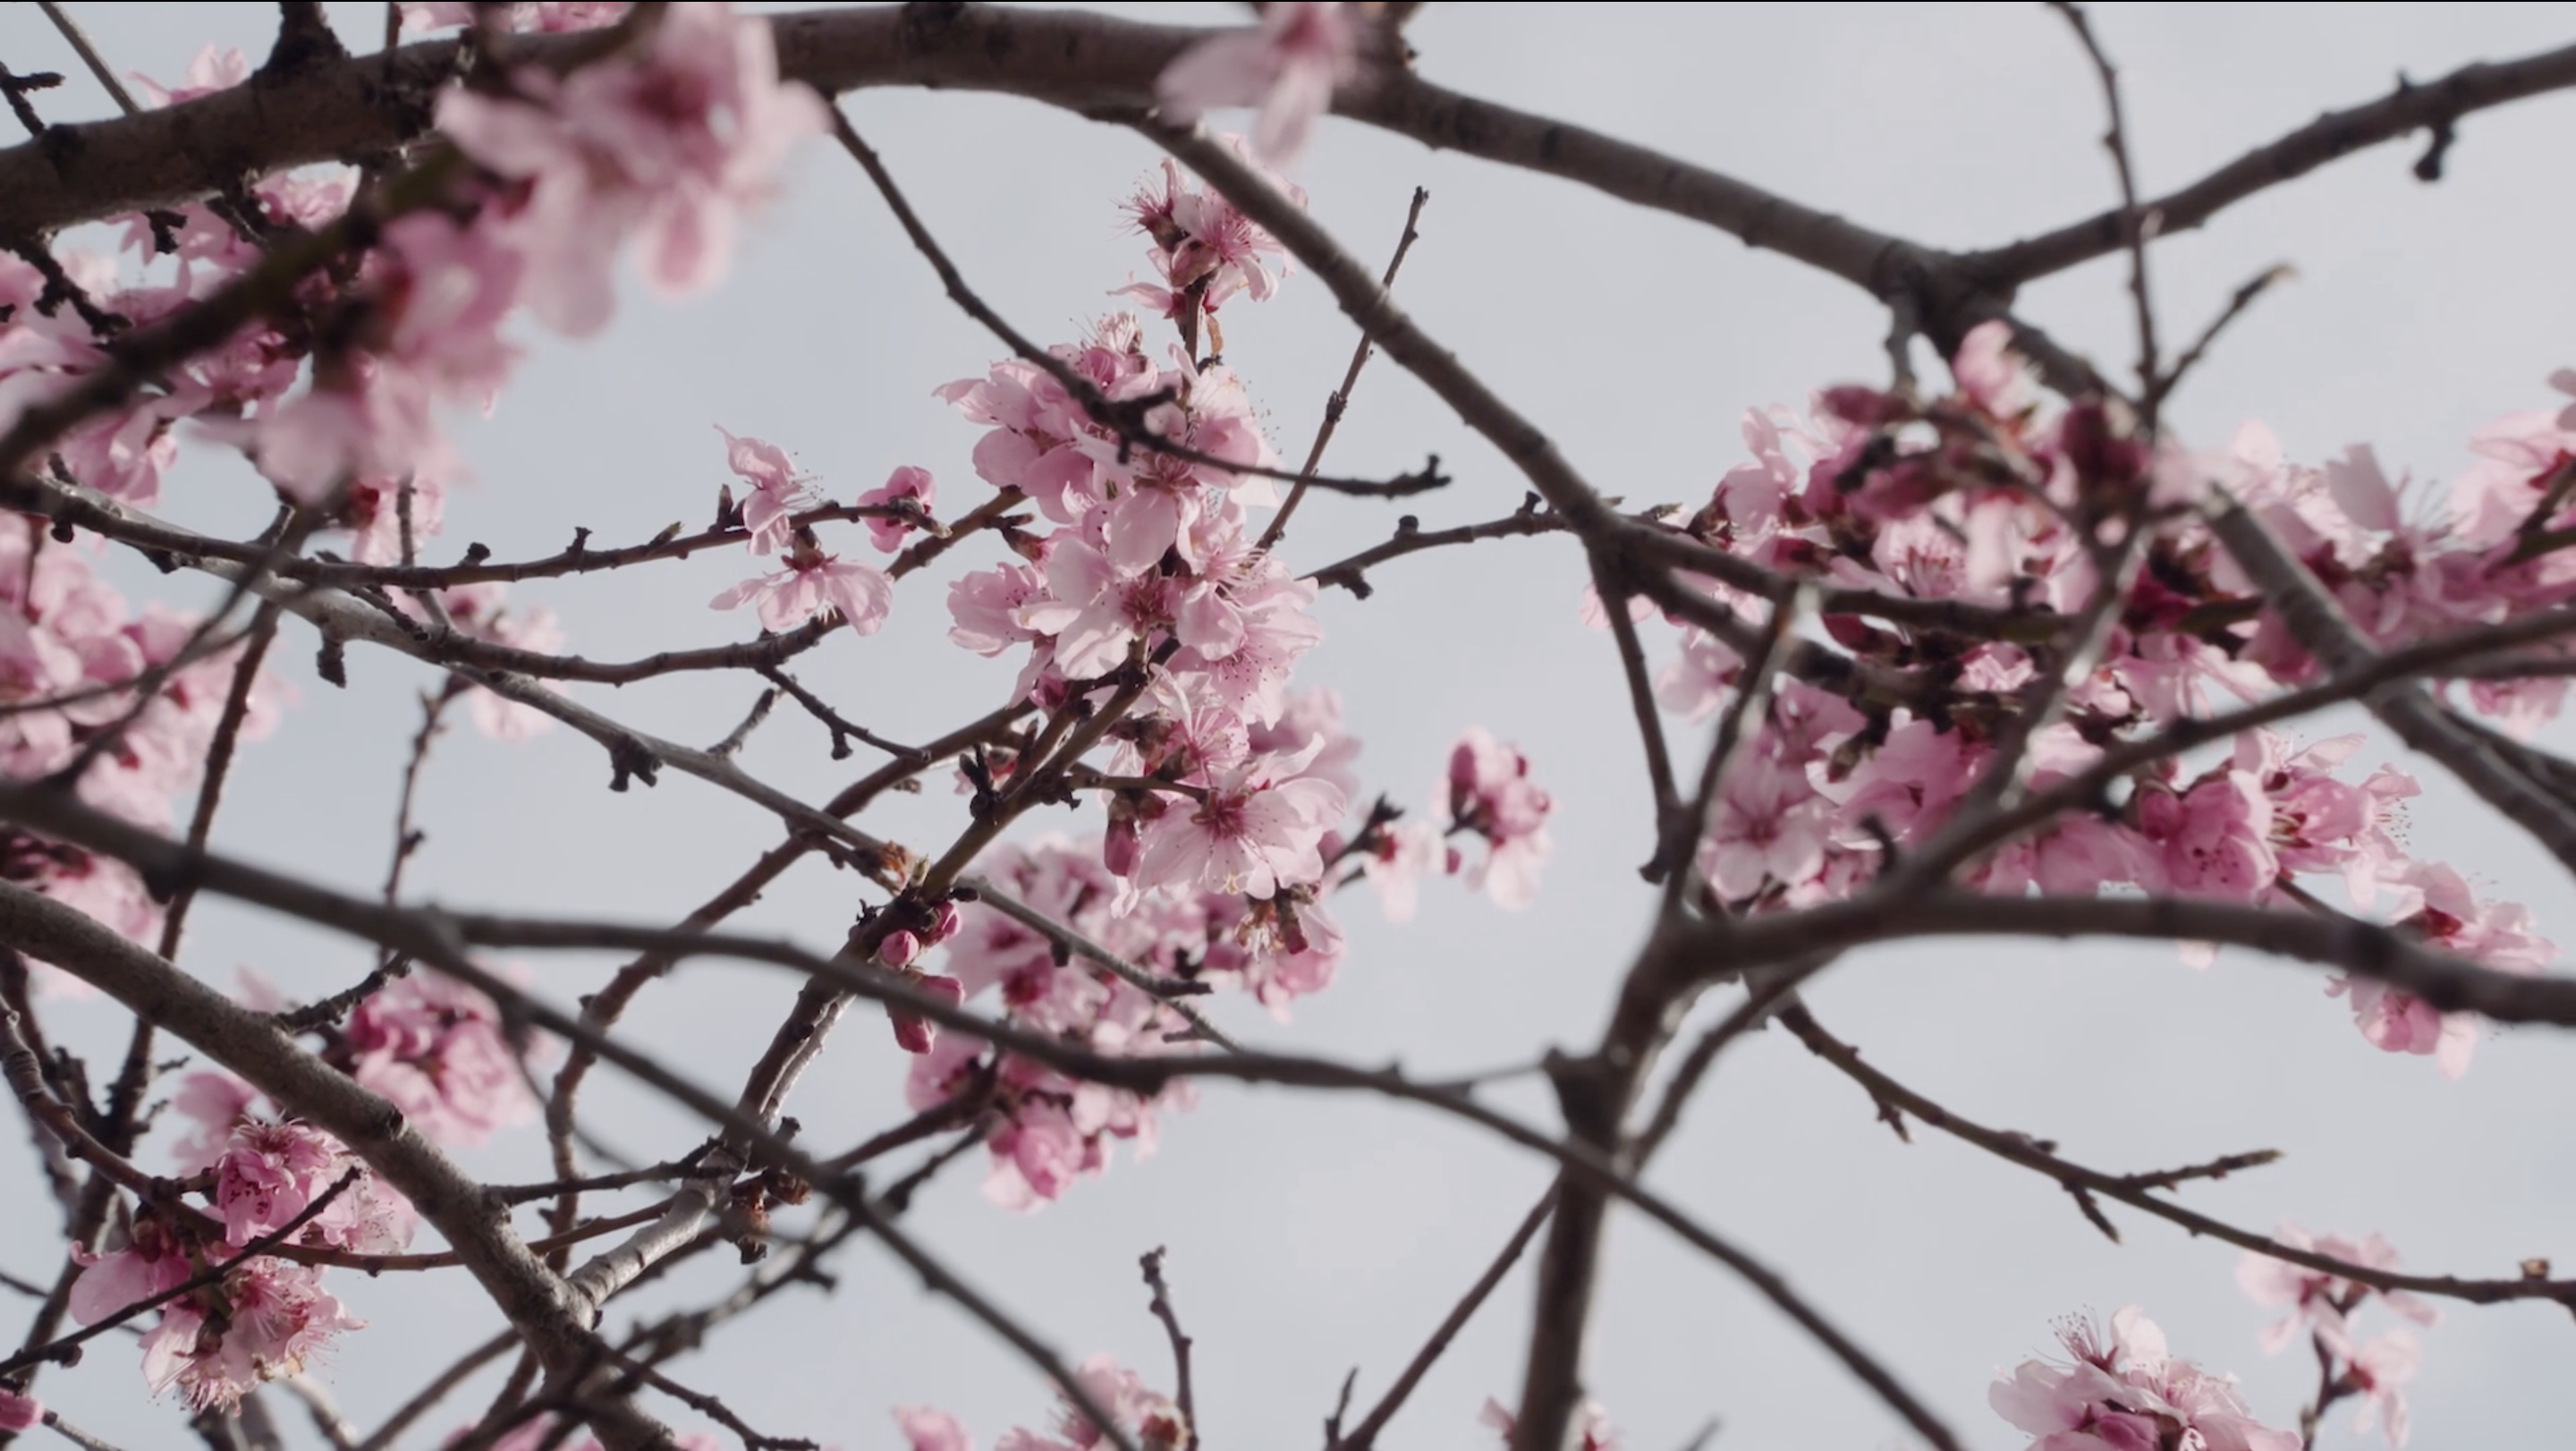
[4, 4, 2575, 1448]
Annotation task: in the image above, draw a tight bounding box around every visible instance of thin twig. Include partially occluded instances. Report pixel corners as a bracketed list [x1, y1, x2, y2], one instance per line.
[1780, 1006, 2572, 1308]
[1330, 1189, 1558, 1451]
[1258, 185, 1431, 552]
[2161, 263, 2295, 397]
[352, 1330, 517, 1451]
[32, 1, 140, 115]
[1138, 1249, 1198, 1451]
[2049, 3, 2159, 412]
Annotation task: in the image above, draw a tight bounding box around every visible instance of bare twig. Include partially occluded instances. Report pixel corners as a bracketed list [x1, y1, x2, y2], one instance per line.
[2049, 3, 2160, 409]
[1138, 1249, 1198, 1451]
[32, 1, 140, 115]
[1330, 1190, 1558, 1451]
[1258, 185, 1432, 552]
[1781, 1006, 2576, 1309]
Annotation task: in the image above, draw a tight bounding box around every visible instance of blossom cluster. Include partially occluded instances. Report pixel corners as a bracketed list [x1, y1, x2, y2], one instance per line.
[59, 967, 535, 1410]
[68, 1082, 416, 1413]
[0, 522, 281, 984]
[1642, 325, 2569, 1073]
[899, 1355, 1187, 1451]
[903, 150, 1555, 1207]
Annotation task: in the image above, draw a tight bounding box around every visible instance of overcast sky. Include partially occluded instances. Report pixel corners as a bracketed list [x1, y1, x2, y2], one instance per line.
[5, 4, 2576, 1448]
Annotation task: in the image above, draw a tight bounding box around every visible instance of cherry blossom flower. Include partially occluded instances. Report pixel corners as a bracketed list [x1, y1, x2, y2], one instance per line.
[398, 0, 628, 32]
[1134, 766, 1343, 899]
[0, 1388, 38, 1434]
[1446, 727, 1554, 909]
[859, 463, 938, 552]
[1362, 816, 1458, 923]
[435, 1, 828, 335]
[898, 1407, 975, 1451]
[343, 971, 545, 1148]
[1990, 1306, 2298, 1451]
[1156, 3, 1360, 165]
[988, 1355, 1187, 1451]
[1123, 150, 1300, 313]
[129, 46, 247, 108]
[711, 533, 894, 634]
[1701, 751, 1828, 904]
[2328, 1328, 2419, 1448]
[2329, 861, 2553, 1076]
[716, 427, 818, 553]
[394, 583, 565, 740]
[2237, 1224, 2438, 1354]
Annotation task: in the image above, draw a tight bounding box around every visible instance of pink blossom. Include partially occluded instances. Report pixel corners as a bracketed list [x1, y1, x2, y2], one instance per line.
[1990, 1307, 2297, 1451]
[2133, 770, 2277, 901]
[1445, 727, 1554, 909]
[887, 971, 966, 1056]
[70, 1211, 366, 1412]
[198, 1113, 417, 1255]
[168, 1071, 259, 1174]
[711, 536, 894, 635]
[0, 1387, 38, 1433]
[392, 583, 565, 740]
[435, 1, 828, 335]
[859, 464, 938, 552]
[716, 427, 816, 554]
[992, 1355, 1186, 1451]
[1135, 767, 1344, 898]
[211, 1121, 345, 1245]
[68, 1216, 193, 1330]
[147, 1258, 361, 1413]
[1950, 318, 2038, 420]
[2328, 1328, 2419, 1448]
[1362, 816, 1458, 923]
[1156, 4, 1360, 165]
[1701, 751, 1828, 904]
[2328, 862, 2551, 1077]
[398, 1, 628, 32]
[897, 1406, 975, 1451]
[129, 47, 247, 108]
[343, 970, 545, 1148]
[2236, 1224, 2437, 1354]
[1123, 151, 1300, 313]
